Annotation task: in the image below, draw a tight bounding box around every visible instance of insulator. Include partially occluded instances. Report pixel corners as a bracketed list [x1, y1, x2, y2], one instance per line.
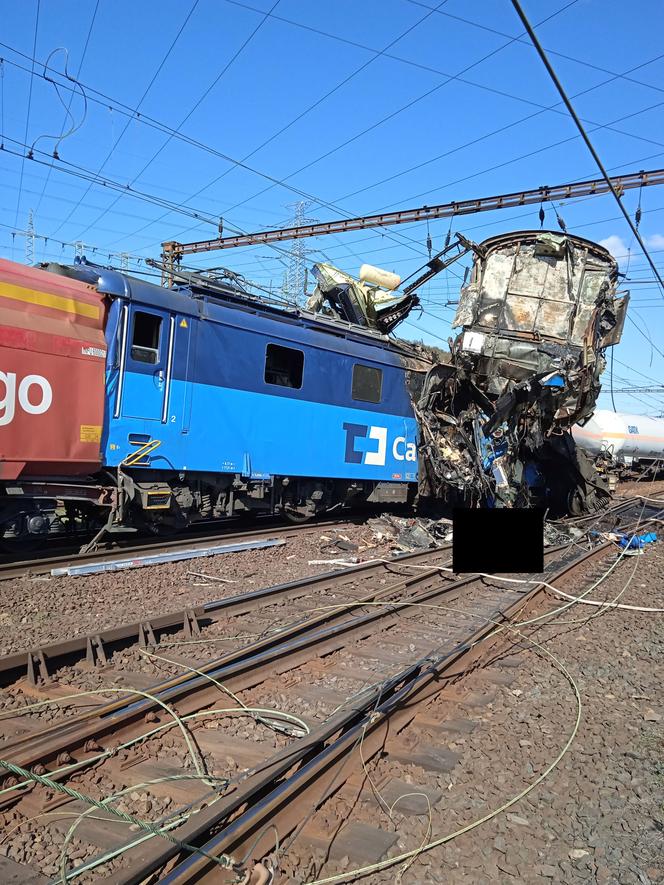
[557, 214, 567, 232]
[635, 206, 642, 228]
[539, 205, 545, 228]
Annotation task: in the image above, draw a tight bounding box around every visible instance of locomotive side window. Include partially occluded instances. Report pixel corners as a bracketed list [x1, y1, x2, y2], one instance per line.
[352, 364, 383, 403]
[131, 312, 162, 364]
[264, 343, 304, 389]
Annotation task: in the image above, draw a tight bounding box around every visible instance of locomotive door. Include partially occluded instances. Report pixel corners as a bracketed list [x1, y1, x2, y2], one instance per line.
[121, 306, 174, 421]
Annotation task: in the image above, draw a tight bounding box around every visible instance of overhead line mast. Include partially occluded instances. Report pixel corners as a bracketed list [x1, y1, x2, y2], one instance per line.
[161, 168, 664, 283]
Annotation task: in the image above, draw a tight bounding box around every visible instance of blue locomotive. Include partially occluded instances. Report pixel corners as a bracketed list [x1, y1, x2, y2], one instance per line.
[0, 257, 423, 545]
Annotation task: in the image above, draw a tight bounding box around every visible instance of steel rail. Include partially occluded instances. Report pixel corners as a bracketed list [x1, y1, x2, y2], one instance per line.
[1, 497, 657, 776]
[111, 531, 627, 885]
[0, 547, 457, 779]
[0, 543, 451, 686]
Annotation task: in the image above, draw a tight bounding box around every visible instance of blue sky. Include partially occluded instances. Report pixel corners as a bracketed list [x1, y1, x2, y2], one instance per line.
[1, 0, 663, 414]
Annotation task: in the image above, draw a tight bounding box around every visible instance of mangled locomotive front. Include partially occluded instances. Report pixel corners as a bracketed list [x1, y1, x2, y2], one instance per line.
[417, 231, 627, 514]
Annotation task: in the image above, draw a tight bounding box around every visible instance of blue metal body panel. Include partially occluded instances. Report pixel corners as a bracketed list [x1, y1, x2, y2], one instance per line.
[100, 275, 419, 483]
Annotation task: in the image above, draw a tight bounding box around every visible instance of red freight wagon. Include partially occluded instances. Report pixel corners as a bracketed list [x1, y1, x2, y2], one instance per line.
[0, 260, 107, 480]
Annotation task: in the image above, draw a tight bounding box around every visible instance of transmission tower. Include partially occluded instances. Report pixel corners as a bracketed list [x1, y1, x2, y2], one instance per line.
[281, 201, 317, 305]
[25, 209, 35, 264]
[11, 209, 37, 264]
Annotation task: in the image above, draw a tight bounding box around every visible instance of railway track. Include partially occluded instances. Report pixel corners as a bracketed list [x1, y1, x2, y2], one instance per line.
[0, 515, 362, 582]
[0, 492, 649, 583]
[0, 496, 660, 883]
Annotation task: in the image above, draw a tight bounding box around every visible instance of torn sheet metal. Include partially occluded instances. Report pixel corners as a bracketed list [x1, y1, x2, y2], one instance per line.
[415, 230, 625, 515]
[307, 263, 419, 333]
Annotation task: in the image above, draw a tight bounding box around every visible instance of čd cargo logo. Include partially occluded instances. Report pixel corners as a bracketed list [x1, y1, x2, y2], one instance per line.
[0, 372, 52, 426]
[343, 422, 416, 467]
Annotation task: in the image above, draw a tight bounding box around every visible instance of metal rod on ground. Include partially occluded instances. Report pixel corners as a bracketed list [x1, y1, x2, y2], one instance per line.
[51, 539, 285, 577]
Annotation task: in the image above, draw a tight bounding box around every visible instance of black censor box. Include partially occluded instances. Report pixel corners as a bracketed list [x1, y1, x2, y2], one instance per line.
[452, 508, 544, 574]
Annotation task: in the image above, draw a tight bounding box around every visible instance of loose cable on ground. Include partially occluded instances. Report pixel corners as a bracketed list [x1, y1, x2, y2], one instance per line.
[3, 497, 659, 880]
[56, 773, 232, 884]
[137, 646, 310, 737]
[0, 758, 235, 881]
[296, 602, 583, 884]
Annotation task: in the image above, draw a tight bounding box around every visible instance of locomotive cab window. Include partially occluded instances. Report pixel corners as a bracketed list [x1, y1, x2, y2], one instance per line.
[130, 311, 162, 364]
[264, 343, 304, 389]
[352, 364, 382, 403]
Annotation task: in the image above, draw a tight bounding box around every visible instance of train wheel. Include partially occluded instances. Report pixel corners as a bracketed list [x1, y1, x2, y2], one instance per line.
[0, 514, 48, 555]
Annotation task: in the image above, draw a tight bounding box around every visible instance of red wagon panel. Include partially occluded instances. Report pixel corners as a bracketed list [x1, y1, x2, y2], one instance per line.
[0, 260, 107, 480]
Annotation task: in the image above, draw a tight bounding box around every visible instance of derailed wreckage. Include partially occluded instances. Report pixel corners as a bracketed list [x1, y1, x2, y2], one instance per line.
[311, 230, 627, 515]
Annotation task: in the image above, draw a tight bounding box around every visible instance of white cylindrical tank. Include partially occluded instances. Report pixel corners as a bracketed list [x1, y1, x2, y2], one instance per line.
[359, 264, 401, 291]
[573, 409, 664, 462]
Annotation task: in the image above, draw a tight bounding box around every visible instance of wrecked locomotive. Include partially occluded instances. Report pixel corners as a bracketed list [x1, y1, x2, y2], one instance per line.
[415, 230, 627, 514]
[0, 227, 625, 546]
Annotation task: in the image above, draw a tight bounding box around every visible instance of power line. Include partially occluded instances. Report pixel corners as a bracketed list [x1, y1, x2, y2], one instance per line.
[0, 0, 641, 274]
[3, 12, 658, 250]
[51, 0, 202, 237]
[340, 90, 664, 212]
[1, 42, 418, 265]
[150, 0, 450, 215]
[231, 0, 664, 108]
[626, 313, 664, 361]
[104, 2, 453, 259]
[1, 137, 222, 224]
[148, 18, 664, 262]
[218, 1, 580, 218]
[510, 0, 664, 301]
[0, 48, 343, 210]
[14, 0, 40, 227]
[131, 0, 578, 263]
[33, 0, 100, 215]
[73, 0, 282, 242]
[613, 385, 664, 393]
[407, 1, 664, 99]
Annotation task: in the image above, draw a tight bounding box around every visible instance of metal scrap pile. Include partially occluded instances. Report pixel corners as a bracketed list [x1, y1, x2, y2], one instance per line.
[414, 231, 628, 515]
[307, 262, 419, 333]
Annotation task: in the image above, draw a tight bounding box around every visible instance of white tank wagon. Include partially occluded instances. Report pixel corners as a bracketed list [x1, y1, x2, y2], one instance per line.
[573, 410, 664, 466]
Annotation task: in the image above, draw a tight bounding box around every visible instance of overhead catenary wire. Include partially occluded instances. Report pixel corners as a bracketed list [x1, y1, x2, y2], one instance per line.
[72, 0, 283, 242]
[5, 21, 660, 258]
[510, 0, 664, 300]
[213, 1, 581, 219]
[33, 0, 100, 215]
[336, 57, 664, 208]
[626, 312, 664, 361]
[137, 0, 581, 267]
[3, 33, 661, 277]
[51, 0, 202, 237]
[360, 94, 664, 214]
[228, 0, 664, 116]
[13, 0, 40, 228]
[406, 0, 664, 101]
